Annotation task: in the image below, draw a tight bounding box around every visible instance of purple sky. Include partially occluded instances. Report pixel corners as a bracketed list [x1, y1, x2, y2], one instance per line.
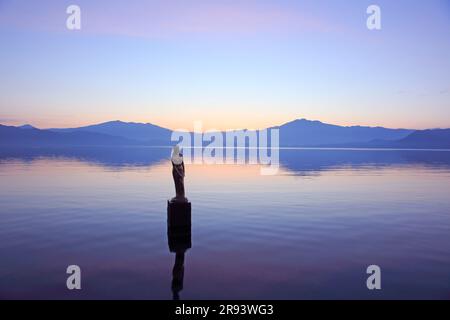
[0, 0, 449, 130]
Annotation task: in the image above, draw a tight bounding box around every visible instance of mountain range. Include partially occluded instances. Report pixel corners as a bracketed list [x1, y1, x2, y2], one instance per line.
[0, 119, 449, 149]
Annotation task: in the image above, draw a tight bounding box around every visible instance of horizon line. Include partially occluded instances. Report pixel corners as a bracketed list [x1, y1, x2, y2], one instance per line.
[1, 117, 435, 132]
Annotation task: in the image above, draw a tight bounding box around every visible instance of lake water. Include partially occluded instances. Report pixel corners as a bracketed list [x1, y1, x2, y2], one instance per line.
[0, 147, 449, 299]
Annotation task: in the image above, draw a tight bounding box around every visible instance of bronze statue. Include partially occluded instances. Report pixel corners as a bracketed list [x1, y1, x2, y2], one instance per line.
[168, 145, 191, 299]
[171, 145, 187, 203]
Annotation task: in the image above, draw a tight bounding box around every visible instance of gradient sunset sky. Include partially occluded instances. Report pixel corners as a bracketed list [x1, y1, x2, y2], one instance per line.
[0, 0, 449, 130]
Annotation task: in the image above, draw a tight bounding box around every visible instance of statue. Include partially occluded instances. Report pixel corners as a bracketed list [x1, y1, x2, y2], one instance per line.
[170, 145, 187, 203]
[167, 145, 191, 300]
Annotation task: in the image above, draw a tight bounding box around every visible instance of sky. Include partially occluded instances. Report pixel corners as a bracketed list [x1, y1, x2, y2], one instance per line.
[0, 0, 449, 131]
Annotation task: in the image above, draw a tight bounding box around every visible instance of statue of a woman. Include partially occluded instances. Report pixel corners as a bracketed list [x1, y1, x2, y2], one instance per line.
[171, 145, 187, 203]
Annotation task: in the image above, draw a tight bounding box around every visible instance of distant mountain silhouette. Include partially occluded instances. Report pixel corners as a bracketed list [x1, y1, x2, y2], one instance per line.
[18, 124, 36, 130]
[1, 119, 449, 149]
[276, 119, 414, 147]
[50, 120, 172, 145]
[333, 129, 450, 149]
[0, 124, 140, 147]
[394, 129, 450, 148]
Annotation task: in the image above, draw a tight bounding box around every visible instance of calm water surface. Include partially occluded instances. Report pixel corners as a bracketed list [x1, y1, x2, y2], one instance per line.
[0, 148, 449, 299]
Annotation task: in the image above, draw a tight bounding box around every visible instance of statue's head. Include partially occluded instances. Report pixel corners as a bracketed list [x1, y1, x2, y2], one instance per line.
[171, 145, 183, 165]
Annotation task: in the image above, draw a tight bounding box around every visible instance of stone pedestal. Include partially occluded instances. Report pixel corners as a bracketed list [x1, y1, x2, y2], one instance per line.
[167, 200, 192, 253]
[167, 200, 191, 228]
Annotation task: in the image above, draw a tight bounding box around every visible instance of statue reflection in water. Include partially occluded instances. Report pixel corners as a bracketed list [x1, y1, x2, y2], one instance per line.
[168, 227, 191, 300]
[168, 145, 192, 300]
